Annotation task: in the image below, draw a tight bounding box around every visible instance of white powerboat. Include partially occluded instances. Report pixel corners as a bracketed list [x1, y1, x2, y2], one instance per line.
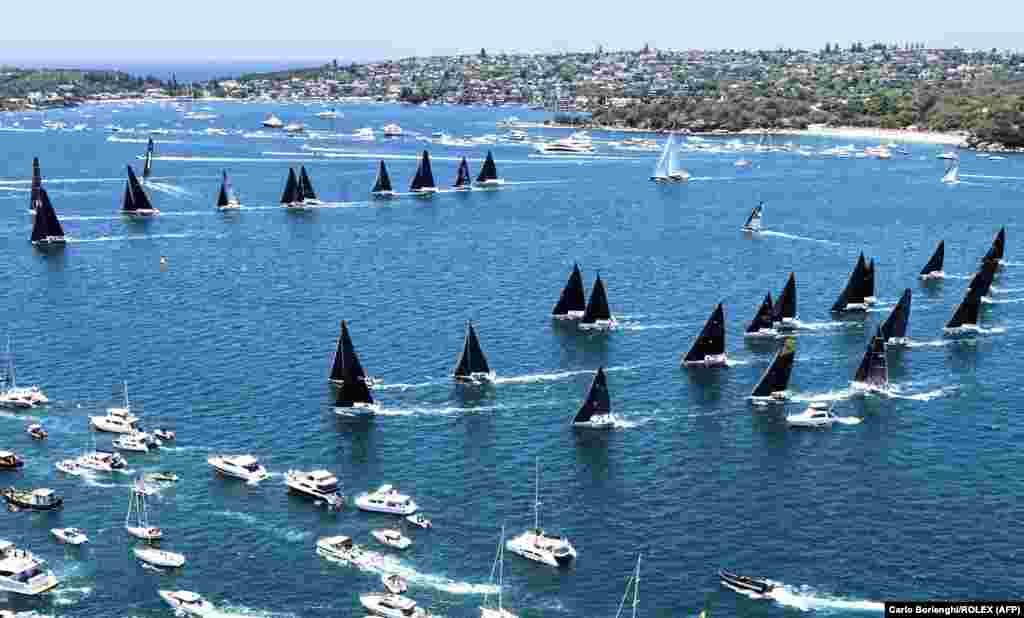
[286, 469, 344, 509]
[0, 540, 60, 596]
[262, 114, 284, 129]
[50, 528, 89, 545]
[383, 573, 408, 594]
[91, 380, 139, 433]
[360, 593, 430, 618]
[76, 451, 128, 472]
[786, 402, 837, 428]
[134, 546, 185, 568]
[284, 122, 305, 133]
[535, 138, 594, 154]
[55, 459, 83, 475]
[207, 454, 269, 482]
[355, 485, 418, 515]
[382, 123, 403, 137]
[354, 127, 376, 141]
[506, 460, 577, 567]
[112, 432, 152, 453]
[26, 424, 48, 440]
[316, 109, 340, 119]
[153, 428, 176, 442]
[371, 529, 412, 550]
[405, 513, 432, 529]
[158, 590, 215, 616]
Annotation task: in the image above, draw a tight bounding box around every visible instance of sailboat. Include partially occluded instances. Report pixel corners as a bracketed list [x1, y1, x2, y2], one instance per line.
[480, 526, 517, 618]
[851, 328, 889, 394]
[863, 259, 876, 305]
[454, 157, 473, 191]
[772, 272, 798, 330]
[121, 165, 160, 216]
[0, 338, 49, 409]
[29, 157, 42, 214]
[982, 227, 1005, 267]
[125, 480, 163, 541]
[216, 170, 241, 210]
[505, 458, 577, 567]
[831, 253, 870, 313]
[744, 294, 775, 337]
[941, 156, 960, 184]
[944, 287, 983, 333]
[749, 337, 796, 403]
[612, 555, 641, 618]
[371, 160, 397, 198]
[880, 289, 912, 345]
[682, 303, 727, 367]
[741, 201, 764, 233]
[919, 240, 945, 279]
[552, 263, 586, 320]
[142, 137, 155, 183]
[30, 189, 66, 246]
[279, 168, 302, 208]
[572, 367, 616, 429]
[968, 258, 998, 300]
[578, 273, 618, 331]
[410, 150, 438, 195]
[649, 135, 671, 182]
[332, 321, 379, 415]
[454, 321, 495, 384]
[475, 151, 503, 187]
[667, 136, 690, 181]
[297, 166, 321, 205]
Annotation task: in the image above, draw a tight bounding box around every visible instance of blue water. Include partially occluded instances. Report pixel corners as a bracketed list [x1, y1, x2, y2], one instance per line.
[1, 102, 1022, 617]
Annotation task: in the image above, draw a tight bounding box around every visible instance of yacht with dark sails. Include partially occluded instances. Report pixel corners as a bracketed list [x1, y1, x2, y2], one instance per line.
[682, 303, 727, 367]
[371, 160, 397, 198]
[944, 287, 984, 333]
[748, 337, 796, 403]
[982, 227, 1005, 267]
[475, 151, 503, 187]
[332, 321, 379, 415]
[772, 272, 798, 330]
[863, 259, 876, 305]
[280, 167, 320, 208]
[216, 170, 241, 210]
[880, 289, 912, 345]
[30, 189, 66, 246]
[572, 367, 616, 429]
[29, 157, 42, 214]
[454, 321, 495, 384]
[741, 201, 764, 233]
[968, 259, 998, 301]
[744, 294, 775, 338]
[831, 253, 870, 313]
[298, 166, 321, 205]
[142, 137, 155, 183]
[851, 328, 889, 394]
[454, 157, 473, 191]
[578, 273, 618, 331]
[410, 150, 438, 196]
[919, 240, 945, 279]
[552, 263, 586, 320]
[121, 165, 160, 216]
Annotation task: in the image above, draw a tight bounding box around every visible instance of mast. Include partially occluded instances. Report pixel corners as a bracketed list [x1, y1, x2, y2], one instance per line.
[498, 525, 505, 612]
[772, 272, 797, 323]
[552, 263, 586, 316]
[476, 151, 498, 182]
[749, 337, 796, 398]
[573, 367, 611, 423]
[143, 138, 154, 180]
[534, 457, 540, 531]
[372, 160, 393, 193]
[920, 240, 944, 276]
[632, 555, 640, 618]
[652, 136, 670, 178]
[831, 253, 868, 311]
[880, 289, 912, 341]
[298, 166, 317, 201]
[280, 168, 299, 204]
[744, 202, 763, 229]
[329, 321, 346, 382]
[683, 303, 726, 364]
[30, 157, 42, 212]
[580, 273, 612, 324]
[983, 227, 1005, 265]
[745, 293, 774, 334]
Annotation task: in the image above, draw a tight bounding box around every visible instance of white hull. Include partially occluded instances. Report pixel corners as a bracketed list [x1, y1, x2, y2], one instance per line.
[748, 393, 788, 405]
[577, 318, 618, 331]
[360, 593, 428, 618]
[126, 525, 162, 541]
[838, 303, 868, 313]
[683, 353, 728, 368]
[944, 324, 979, 335]
[372, 529, 412, 550]
[372, 191, 398, 199]
[134, 547, 185, 568]
[887, 337, 910, 346]
[217, 203, 241, 210]
[505, 534, 576, 568]
[573, 414, 616, 429]
[552, 310, 585, 320]
[122, 209, 160, 216]
[864, 296, 877, 305]
[412, 188, 438, 196]
[741, 226, 761, 233]
[31, 237, 66, 245]
[335, 401, 380, 416]
[786, 414, 834, 428]
[0, 573, 59, 596]
[455, 371, 496, 385]
[475, 179, 505, 187]
[207, 456, 269, 482]
[50, 529, 88, 545]
[355, 486, 418, 515]
[776, 318, 799, 331]
[90, 416, 137, 433]
[920, 271, 945, 280]
[849, 381, 891, 396]
[744, 328, 777, 338]
[158, 591, 214, 616]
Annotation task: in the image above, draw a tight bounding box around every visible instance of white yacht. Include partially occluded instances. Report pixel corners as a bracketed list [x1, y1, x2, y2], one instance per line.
[383, 573, 409, 594]
[134, 546, 185, 568]
[0, 341, 49, 409]
[355, 485, 418, 515]
[535, 138, 595, 154]
[125, 480, 162, 540]
[50, 528, 89, 545]
[0, 540, 60, 596]
[360, 593, 430, 618]
[207, 454, 269, 482]
[284, 122, 305, 133]
[91, 381, 139, 433]
[786, 402, 838, 428]
[158, 590, 215, 616]
[371, 529, 412, 550]
[75, 451, 128, 472]
[112, 432, 152, 453]
[382, 123, 403, 137]
[316, 109, 340, 119]
[285, 469, 344, 509]
[506, 460, 577, 568]
[262, 114, 284, 129]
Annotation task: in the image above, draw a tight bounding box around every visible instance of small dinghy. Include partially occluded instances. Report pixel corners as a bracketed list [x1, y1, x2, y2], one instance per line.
[51, 528, 89, 545]
[372, 529, 412, 550]
[382, 573, 409, 594]
[0, 451, 25, 469]
[26, 423, 48, 440]
[153, 428, 175, 442]
[134, 546, 186, 568]
[719, 568, 775, 595]
[158, 590, 214, 616]
[405, 513, 432, 529]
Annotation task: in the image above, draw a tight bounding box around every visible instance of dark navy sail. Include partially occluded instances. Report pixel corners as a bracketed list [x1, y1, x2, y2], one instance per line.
[298, 166, 317, 201]
[217, 171, 230, 207]
[30, 188, 65, 244]
[553, 263, 587, 317]
[122, 165, 154, 212]
[742, 202, 763, 231]
[573, 367, 611, 424]
[143, 137, 155, 180]
[853, 329, 888, 388]
[683, 303, 726, 365]
[410, 151, 436, 191]
[454, 321, 491, 378]
[967, 259, 997, 299]
[30, 157, 42, 213]
[372, 160, 393, 193]
[580, 273, 612, 324]
[750, 337, 796, 398]
[983, 227, 1005, 265]
[920, 240, 944, 276]
[745, 294, 775, 334]
[333, 321, 373, 407]
[862, 259, 875, 300]
[831, 253, 869, 312]
[946, 288, 983, 329]
[476, 151, 498, 183]
[772, 272, 797, 324]
[880, 289, 912, 342]
[280, 168, 300, 204]
[454, 157, 472, 188]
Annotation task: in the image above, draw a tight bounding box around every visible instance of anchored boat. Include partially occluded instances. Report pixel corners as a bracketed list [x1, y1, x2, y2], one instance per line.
[125, 480, 162, 540]
[506, 459, 576, 568]
[0, 540, 60, 595]
[3, 487, 63, 511]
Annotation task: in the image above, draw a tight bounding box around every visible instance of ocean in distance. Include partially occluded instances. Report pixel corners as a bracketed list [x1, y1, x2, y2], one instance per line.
[0, 100, 1022, 617]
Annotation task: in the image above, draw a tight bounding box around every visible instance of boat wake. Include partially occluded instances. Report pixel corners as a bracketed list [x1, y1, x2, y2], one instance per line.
[50, 584, 93, 607]
[375, 404, 504, 417]
[205, 603, 298, 618]
[991, 285, 1024, 293]
[906, 338, 955, 348]
[493, 364, 637, 385]
[106, 135, 183, 144]
[982, 296, 1024, 304]
[889, 384, 959, 401]
[143, 181, 194, 197]
[768, 584, 884, 612]
[67, 233, 196, 243]
[374, 380, 439, 391]
[319, 552, 497, 596]
[759, 231, 837, 245]
[212, 510, 312, 543]
[833, 416, 863, 425]
[619, 321, 687, 331]
[791, 389, 854, 403]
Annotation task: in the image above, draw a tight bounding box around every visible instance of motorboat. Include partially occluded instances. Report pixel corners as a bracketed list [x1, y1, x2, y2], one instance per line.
[360, 593, 430, 618]
[355, 485, 418, 515]
[382, 123, 403, 137]
[2, 487, 63, 511]
[506, 460, 576, 567]
[284, 122, 305, 133]
[26, 424, 47, 440]
[153, 428, 176, 442]
[76, 451, 128, 472]
[405, 513, 432, 529]
[262, 114, 284, 129]
[535, 138, 595, 154]
[112, 432, 151, 453]
[90, 408, 140, 434]
[0, 540, 60, 595]
[382, 573, 408, 594]
[146, 471, 179, 483]
[286, 469, 344, 509]
[158, 590, 215, 616]
[50, 528, 88, 545]
[371, 529, 412, 550]
[316, 109, 340, 119]
[0, 451, 25, 469]
[134, 546, 185, 568]
[55, 459, 83, 475]
[315, 535, 363, 563]
[207, 454, 269, 482]
[786, 402, 838, 428]
[719, 568, 774, 595]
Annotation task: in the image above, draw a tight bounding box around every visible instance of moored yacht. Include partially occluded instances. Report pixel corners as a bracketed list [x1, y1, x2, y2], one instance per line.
[158, 590, 214, 616]
[90, 408, 139, 434]
[207, 454, 269, 482]
[578, 272, 618, 331]
[75, 450, 128, 472]
[134, 546, 186, 568]
[0, 540, 60, 595]
[125, 480, 162, 541]
[506, 459, 577, 568]
[285, 469, 344, 509]
[0, 450, 25, 469]
[572, 367, 616, 429]
[453, 321, 495, 384]
[355, 484, 418, 515]
[0, 339, 49, 409]
[786, 401, 838, 428]
[682, 303, 727, 367]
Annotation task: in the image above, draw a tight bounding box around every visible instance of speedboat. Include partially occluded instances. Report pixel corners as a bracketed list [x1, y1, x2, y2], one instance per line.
[371, 529, 412, 550]
[76, 451, 127, 472]
[134, 547, 185, 568]
[535, 138, 595, 154]
[506, 528, 576, 567]
[112, 432, 151, 453]
[719, 568, 774, 595]
[146, 471, 179, 483]
[158, 590, 215, 616]
[0, 540, 60, 595]
[355, 485, 418, 515]
[262, 114, 284, 129]
[286, 469, 344, 509]
[26, 424, 47, 440]
[382, 573, 408, 594]
[2, 487, 63, 511]
[405, 513, 432, 529]
[284, 122, 305, 133]
[55, 459, 83, 475]
[734, 159, 753, 168]
[0, 451, 25, 469]
[50, 528, 88, 545]
[316, 109, 340, 119]
[153, 428, 176, 442]
[360, 593, 430, 618]
[786, 402, 837, 428]
[315, 535, 363, 563]
[207, 454, 269, 482]
[90, 407, 140, 434]
[382, 123, 403, 137]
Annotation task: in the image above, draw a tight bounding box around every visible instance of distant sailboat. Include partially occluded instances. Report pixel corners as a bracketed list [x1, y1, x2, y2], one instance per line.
[29, 157, 42, 214]
[851, 328, 889, 394]
[744, 294, 775, 337]
[333, 321, 379, 415]
[552, 263, 587, 320]
[741, 201, 764, 233]
[572, 367, 615, 429]
[410, 150, 438, 195]
[667, 136, 690, 181]
[454, 321, 495, 384]
[578, 273, 618, 331]
[125, 480, 162, 541]
[749, 337, 797, 402]
[121, 165, 160, 216]
[880, 289, 912, 345]
[30, 188, 66, 246]
[944, 287, 983, 333]
[941, 156, 960, 184]
[831, 253, 869, 313]
[142, 137, 155, 182]
[919, 240, 945, 279]
[454, 157, 473, 191]
[475, 151, 503, 187]
[682, 303, 727, 367]
[649, 135, 671, 182]
[612, 555, 642, 618]
[772, 272, 798, 330]
[371, 160, 396, 198]
[863, 259, 876, 305]
[216, 170, 241, 210]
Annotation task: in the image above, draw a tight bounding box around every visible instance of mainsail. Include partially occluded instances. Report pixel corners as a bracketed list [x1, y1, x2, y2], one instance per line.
[123, 165, 154, 211]
[573, 367, 611, 424]
[683, 303, 726, 364]
[920, 240, 944, 276]
[750, 337, 796, 398]
[410, 150, 436, 191]
[372, 160, 393, 193]
[333, 320, 373, 407]
[30, 188, 65, 243]
[983, 227, 1005, 265]
[455, 157, 472, 188]
[476, 151, 498, 183]
[946, 288, 983, 329]
[743, 202, 764, 231]
[831, 253, 869, 311]
[580, 273, 612, 324]
[454, 321, 491, 378]
[143, 137, 155, 180]
[216, 170, 231, 207]
[30, 157, 42, 213]
[942, 158, 960, 184]
[651, 136, 671, 179]
[880, 288, 912, 341]
[280, 168, 300, 204]
[853, 329, 888, 388]
[298, 166, 317, 201]
[966, 259, 998, 300]
[862, 258, 876, 300]
[772, 272, 797, 324]
[553, 263, 587, 317]
[745, 294, 775, 334]
[666, 135, 683, 177]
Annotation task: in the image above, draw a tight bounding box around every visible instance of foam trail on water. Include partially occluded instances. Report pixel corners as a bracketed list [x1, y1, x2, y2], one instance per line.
[760, 230, 838, 245]
[791, 389, 854, 403]
[143, 181, 194, 197]
[991, 286, 1024, 293]
[833, 416, 863, 425]
[960, 174, 1024, 181]
[318, 551, 497, 595]
[906, 339, 955, 348]
[374, 380, 441, 392]
[982, 296, 1024, 305]
[106, 136, 183, 144]
[768, 585, 884, 612]
[68, 233, 196, 243]
[212, 510, 312, 543]
[890, 385, 959, 402]
[619, 322, 687, 331]
[493, 364, 638, 385]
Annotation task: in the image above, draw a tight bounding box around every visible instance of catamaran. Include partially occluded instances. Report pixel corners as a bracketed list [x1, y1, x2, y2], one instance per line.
[29, 157, 42, 214]
[572, 367, 616, 429]
[744, 294, 776, 337]
[945, 287, 984, 333]
[772, 272, 798, 330]
[454, 157, 473, 191]
[851, 328, 889, 394]
[0, 339, 49, 409]
[578, 273, 618, 331]
[481, 526, 517, 618]
[475, 151, 503, 187]
[741, 201, 764, 233]
[682, 303, 728, 367]
[121, 165, 160, 216]
[372, 160, 397, 198]
[749, 338, 796, 403]
[880, 289, 912, 345]
[142, 137, 154, 183]
[920, 240, 945, 279]
[125, 479, 162, 541]
[216, 170, 241, 209]
[410, 150, 438, 195]
[454, 321, 495, 384]
[941, 156, 960, 184]
[831, 253, 870, 313]
[506, 459, 577, 568]
[30, 188, 66, 246]
[332, 320, 380, 415]
[552, 263, 587, 320]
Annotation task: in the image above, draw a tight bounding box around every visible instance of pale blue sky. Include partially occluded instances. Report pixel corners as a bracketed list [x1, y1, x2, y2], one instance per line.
[2, 0, 1022, 67]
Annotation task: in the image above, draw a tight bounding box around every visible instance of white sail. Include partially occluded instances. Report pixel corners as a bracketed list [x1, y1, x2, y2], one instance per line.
[650, 136, 671, 179]
[942, 158, 960, 184]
